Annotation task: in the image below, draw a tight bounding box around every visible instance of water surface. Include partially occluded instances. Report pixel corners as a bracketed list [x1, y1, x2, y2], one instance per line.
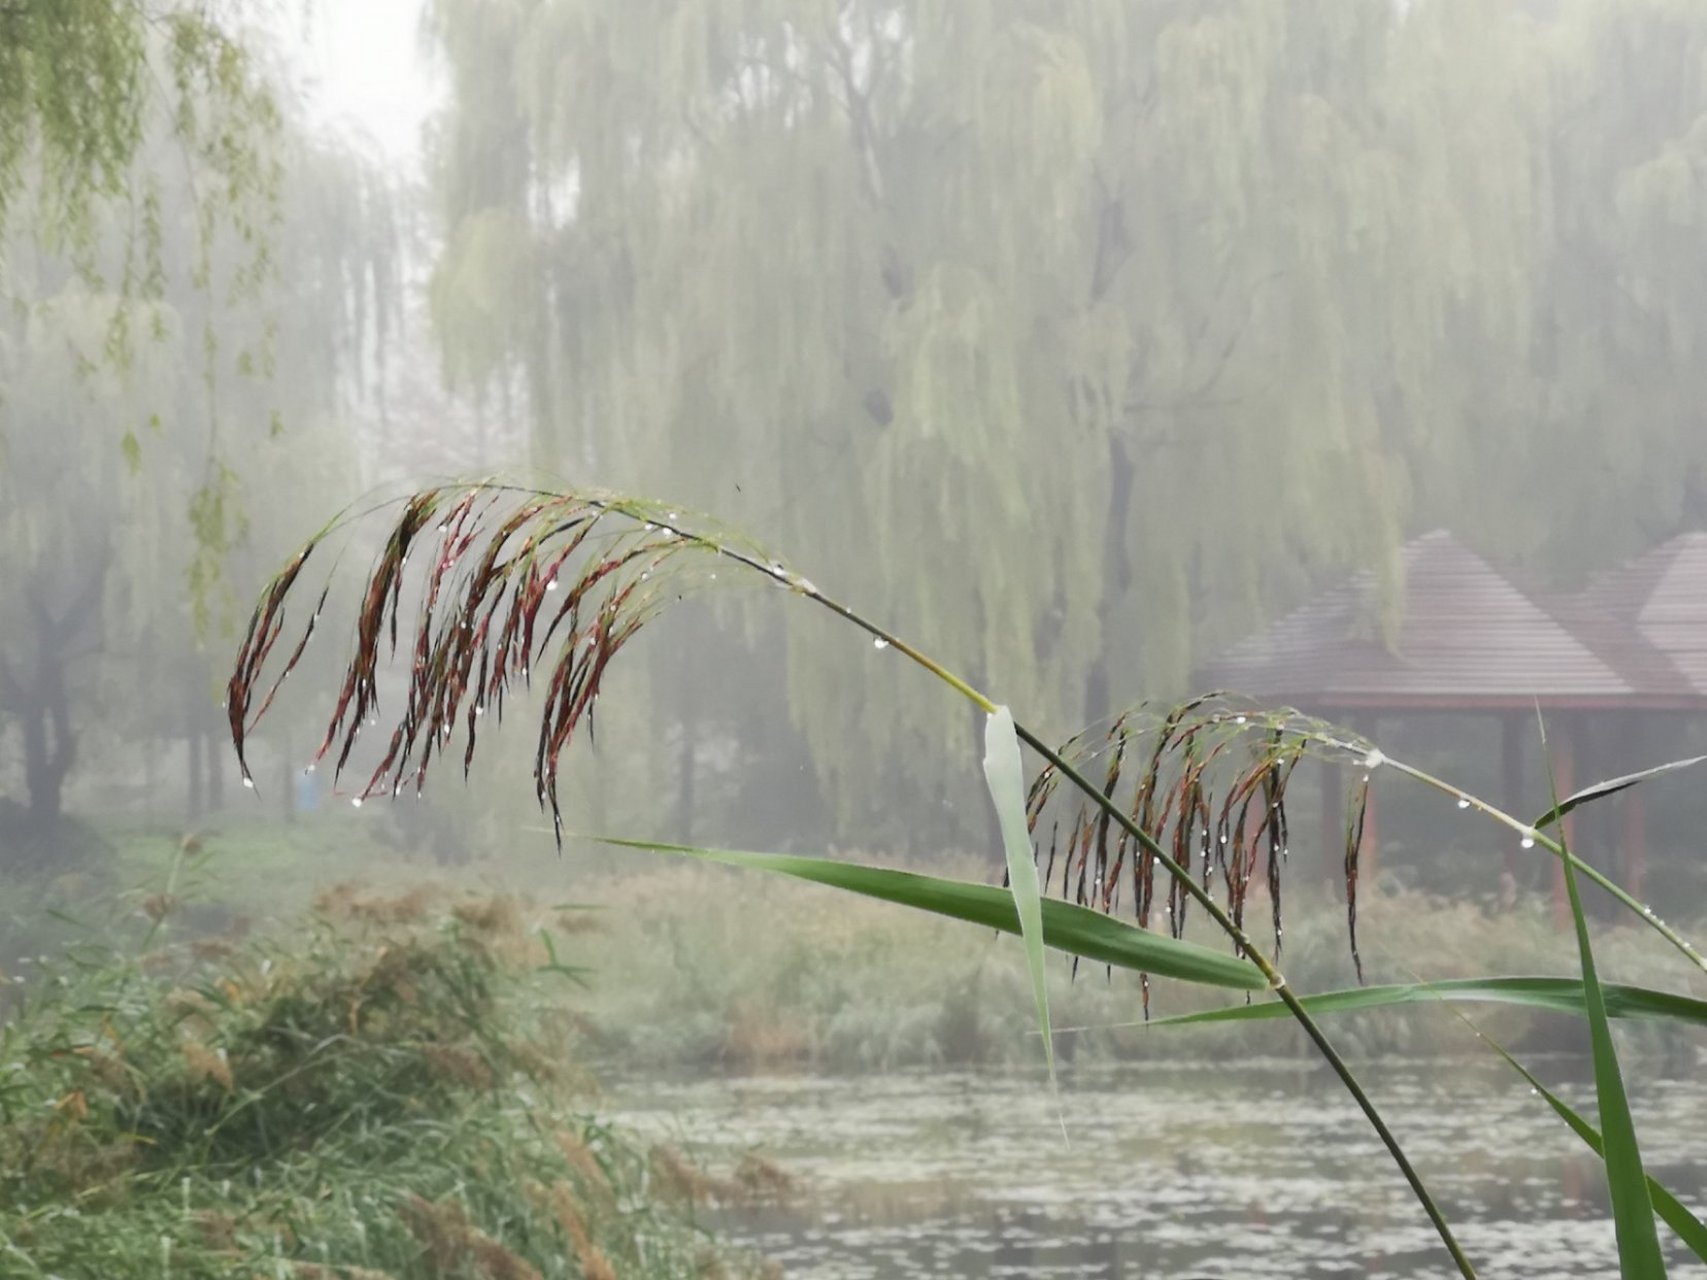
[605, 1057, 1706, 1277]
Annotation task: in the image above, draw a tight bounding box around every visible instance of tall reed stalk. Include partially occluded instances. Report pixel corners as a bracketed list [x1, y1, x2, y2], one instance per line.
[229, 482, 1707, 1279]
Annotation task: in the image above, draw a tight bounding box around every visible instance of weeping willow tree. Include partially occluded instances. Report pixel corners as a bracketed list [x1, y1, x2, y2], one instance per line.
[0, 1, 280, 311]
[0, 97, 397, 850]
[422, 0, 1707, 846]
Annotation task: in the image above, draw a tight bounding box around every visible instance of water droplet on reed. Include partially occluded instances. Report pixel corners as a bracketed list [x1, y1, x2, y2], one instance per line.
[1363, 747, 1385, 769]
[545, 578, 559, 592]
[873, 637, 889, 650]
[242, 776, 255, 789]
[1456, 797, 1471, 809]
[351, 797, 363, 808]
[1519, 829, 1536, 849]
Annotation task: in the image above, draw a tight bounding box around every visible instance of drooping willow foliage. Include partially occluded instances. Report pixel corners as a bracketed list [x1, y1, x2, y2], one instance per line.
[0, 16, 398, 829]
[421, 0, 1707, 846]
[0, 0, 280, 316]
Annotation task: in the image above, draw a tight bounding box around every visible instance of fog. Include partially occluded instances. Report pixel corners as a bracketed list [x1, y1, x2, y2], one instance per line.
[2, 3, 1705, 1277]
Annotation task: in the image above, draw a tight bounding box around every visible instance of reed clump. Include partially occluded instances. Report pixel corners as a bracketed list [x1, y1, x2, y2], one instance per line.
[0, 886, 770, 1279]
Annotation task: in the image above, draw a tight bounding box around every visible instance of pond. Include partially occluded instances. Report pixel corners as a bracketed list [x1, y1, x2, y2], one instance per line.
[604, 1057, 1707, 1277]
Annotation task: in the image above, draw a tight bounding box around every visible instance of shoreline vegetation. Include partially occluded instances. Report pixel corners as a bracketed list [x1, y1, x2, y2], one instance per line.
[0, 864, 788, 1280]
[9, 822, 1700, 1077]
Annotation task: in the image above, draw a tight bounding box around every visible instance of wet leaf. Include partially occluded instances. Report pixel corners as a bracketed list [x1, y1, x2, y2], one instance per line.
[595, 837, 1269, 991]
[1143, 977, 1707, 1029]
[985, 706, 1054, 1080]
[1531, 754, 1707, 829]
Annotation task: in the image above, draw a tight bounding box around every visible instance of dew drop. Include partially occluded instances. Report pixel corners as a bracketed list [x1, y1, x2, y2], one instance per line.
[303, 764, 316, 776]
[1234, 715, 1247, 726]
[666, 511, 678, 521]
[873, 637, 889, 650]
[1363, 747, 1385, 769]
[1519, 829, 1536, 849]
[242, 776, 255, 789]
[1456, 797, 1471, 810]
[351, 797, 363, 809]
[545, 578, 559, 592]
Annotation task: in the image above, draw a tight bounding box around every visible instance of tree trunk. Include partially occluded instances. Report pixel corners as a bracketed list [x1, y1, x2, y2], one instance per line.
[17, 663, 74, 825]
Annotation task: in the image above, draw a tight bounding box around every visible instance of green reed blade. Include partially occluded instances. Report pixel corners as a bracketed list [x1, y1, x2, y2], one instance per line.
[595, 836, 1268, 990]
[1141, 977, 1707, 1030]
[984, 706, 1056, 1081]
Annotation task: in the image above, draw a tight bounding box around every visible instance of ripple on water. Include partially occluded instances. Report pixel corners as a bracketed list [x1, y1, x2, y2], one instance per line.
[602, 1059, 1707, 1278]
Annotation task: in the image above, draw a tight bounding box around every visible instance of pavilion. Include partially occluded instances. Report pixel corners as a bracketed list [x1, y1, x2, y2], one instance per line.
[1196, 530, 1707, 918]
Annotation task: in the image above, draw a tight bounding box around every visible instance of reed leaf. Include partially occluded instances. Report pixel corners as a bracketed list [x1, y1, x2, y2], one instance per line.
[1531, 754, 1707, 830]
[594, 837, 1269, 991]
[1545, 718, 1667, 1278]
[1478, 1034, 1707, 1265]
[984, 706, 1056, 1082]
[1140, 977, 1707, 1029]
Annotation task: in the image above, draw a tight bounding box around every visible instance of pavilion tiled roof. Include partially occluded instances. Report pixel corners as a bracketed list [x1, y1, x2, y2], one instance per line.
[1578, 532, 1707, 698]
[1198, 530, 1704, 710]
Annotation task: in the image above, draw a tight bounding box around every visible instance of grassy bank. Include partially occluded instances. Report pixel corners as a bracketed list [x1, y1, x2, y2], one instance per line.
[9, 816, 1703, 1084]
[566, 854, 1707, 1073]
[0, 878, 780, 1279]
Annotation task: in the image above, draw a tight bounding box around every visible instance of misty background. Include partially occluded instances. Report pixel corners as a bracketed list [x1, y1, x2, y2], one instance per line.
[5, 4, 1707, 1278]
[7, 0, 1707, 871]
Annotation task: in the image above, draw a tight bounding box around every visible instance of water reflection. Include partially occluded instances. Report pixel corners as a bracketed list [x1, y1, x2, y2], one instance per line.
[604, 1058, 1706, 1277]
